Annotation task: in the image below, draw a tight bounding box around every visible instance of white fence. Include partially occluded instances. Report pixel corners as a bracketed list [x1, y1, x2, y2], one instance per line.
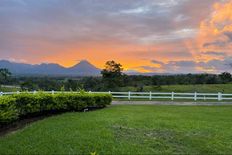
[1, 91, 232, 101]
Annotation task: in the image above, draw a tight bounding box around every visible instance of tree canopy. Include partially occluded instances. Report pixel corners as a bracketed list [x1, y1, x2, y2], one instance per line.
[0, 68, 12, 84]
[101, 60, 124, 90]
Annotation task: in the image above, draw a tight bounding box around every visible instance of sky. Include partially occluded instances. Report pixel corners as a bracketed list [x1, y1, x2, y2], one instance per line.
[1, 0, 232, 73]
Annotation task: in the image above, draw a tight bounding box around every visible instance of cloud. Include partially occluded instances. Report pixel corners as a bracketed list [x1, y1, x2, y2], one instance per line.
[0, 0, 230, 72]
[138, 66, 160, 72]
[0, 0, 217, 47]
[224, 31, 232, 41]
[151, 60, 164, 65]
[203, 41, 227, 47]
[139, 29, 198, 44]
[198, 58, 232, 73]
[138, 57, 232, 73]
[6, 57, 27, 63]
[118, 6, 150, 15]
[202, 51, 227, 56]
[192, 0, 232, 62]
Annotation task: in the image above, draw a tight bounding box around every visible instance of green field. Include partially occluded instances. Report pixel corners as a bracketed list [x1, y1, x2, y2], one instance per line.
[120, 84, 232, 93]
[1, 105, 232, 154]
[0, 85, 20, 92]
[1, 84, 232, 93]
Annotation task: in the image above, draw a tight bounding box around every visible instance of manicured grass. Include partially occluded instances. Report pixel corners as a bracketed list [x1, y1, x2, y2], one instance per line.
[120, 84, 232, 93]
[1, 105, 232, 154]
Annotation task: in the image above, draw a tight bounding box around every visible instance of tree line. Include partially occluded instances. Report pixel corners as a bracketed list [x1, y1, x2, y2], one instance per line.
[0, 61, 232, 91]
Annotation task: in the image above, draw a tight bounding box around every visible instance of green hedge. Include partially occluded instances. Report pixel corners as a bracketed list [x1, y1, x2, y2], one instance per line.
[0, 97, 18, 123]
[0, 93, 112, 124]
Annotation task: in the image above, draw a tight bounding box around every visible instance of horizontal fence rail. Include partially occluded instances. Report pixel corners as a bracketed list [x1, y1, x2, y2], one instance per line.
[1, 91, 232, 101]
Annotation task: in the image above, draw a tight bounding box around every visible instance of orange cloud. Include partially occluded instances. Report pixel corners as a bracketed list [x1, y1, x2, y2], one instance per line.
[192, 0, 232, 62]
[2, 0, 232, 73]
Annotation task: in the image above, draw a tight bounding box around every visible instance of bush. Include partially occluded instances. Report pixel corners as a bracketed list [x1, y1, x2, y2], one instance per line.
[92, 94, 112, 107]
[0, 97, 18, 123]
[0, 92, 112, 125]
[14, 93, 54, 115]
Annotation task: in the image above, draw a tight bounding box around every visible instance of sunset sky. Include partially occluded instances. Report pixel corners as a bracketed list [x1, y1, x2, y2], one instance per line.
[1, 0, 232, 73]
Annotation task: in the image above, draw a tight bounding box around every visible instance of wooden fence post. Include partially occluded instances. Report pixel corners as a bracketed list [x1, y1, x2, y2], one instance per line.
[171, 92, 174, 101]
[218, 92, 222, 101]
[128, 91, 131, 100]
[149, 92, 152, 100]
[194, 92, 197, 101]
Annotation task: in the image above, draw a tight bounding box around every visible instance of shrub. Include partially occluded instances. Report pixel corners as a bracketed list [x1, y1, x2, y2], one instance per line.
[92, 94, 112, 107]
[37, 93, 55, 112]
[0, 97, 18, 124]
[14, 93, 41, 115]
[0, 92, 112, 125]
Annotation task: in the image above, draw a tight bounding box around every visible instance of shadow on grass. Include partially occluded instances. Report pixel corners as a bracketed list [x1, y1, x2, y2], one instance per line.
[0, 106, 104, 137]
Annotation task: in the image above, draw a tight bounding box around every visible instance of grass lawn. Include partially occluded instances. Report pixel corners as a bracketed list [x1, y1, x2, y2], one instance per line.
[120, 84, 232, 93]
[156, 84, 232, 93]
[0, 85, 20, 92]
[1, 105, 232, 154]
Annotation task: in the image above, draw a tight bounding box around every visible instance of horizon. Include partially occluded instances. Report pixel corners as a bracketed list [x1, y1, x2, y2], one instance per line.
[0, 59, 220, 75]
[1, 0, 232, 74]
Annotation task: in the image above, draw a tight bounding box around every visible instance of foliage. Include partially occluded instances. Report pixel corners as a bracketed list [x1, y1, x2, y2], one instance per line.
[118, 84, 232, 93]
[0, 68, 12, 85]
[0, 97, 18, 123]
[0, 93, 112, 124]
[1, 62, 232, 92]
[14, 73, 232, 92]
[60, 85, 65, 92]
[219, 72, 232, 84]
[90, 152, 98, 155]
[77, 87, 86, 94]
[101, 60, 124, 90]
[0, 86, 20, 92]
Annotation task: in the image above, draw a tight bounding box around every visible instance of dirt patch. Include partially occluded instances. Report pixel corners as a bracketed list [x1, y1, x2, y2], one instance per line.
[112, 125, 180, 141]
[112, 125, 212, 153]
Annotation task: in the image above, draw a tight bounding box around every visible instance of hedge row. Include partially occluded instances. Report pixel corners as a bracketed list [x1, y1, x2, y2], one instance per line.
[0, 93, 112, 124]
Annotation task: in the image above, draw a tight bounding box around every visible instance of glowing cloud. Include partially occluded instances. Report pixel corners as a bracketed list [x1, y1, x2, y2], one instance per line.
[0, 0, 231, 73]
[194, 0, 232, 62]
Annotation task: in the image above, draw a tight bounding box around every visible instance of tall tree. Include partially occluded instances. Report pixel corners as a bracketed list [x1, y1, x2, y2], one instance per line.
[219, 72, 232, 84]
[101, 60, 123, 90]
[0, 68, 12, 84]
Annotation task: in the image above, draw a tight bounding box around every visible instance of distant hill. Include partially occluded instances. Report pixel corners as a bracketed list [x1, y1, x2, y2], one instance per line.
[125, 71, 174, 76]
[68, 60, 101, 75]
[0, 60, 101, 76]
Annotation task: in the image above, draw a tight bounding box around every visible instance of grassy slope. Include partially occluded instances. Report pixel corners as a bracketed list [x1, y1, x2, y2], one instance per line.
[1, 105, 232, 154]
[120, 84, 232, 93]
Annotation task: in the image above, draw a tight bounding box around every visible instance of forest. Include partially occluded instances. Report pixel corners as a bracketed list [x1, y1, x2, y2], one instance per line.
[0, 61, 232, 92]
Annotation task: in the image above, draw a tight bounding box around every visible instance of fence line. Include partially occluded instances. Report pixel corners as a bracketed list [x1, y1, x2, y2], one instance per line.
[1, 91, 232, 101]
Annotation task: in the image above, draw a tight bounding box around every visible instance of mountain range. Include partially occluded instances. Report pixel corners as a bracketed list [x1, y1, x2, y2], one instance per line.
[0, 60, 101, 76]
